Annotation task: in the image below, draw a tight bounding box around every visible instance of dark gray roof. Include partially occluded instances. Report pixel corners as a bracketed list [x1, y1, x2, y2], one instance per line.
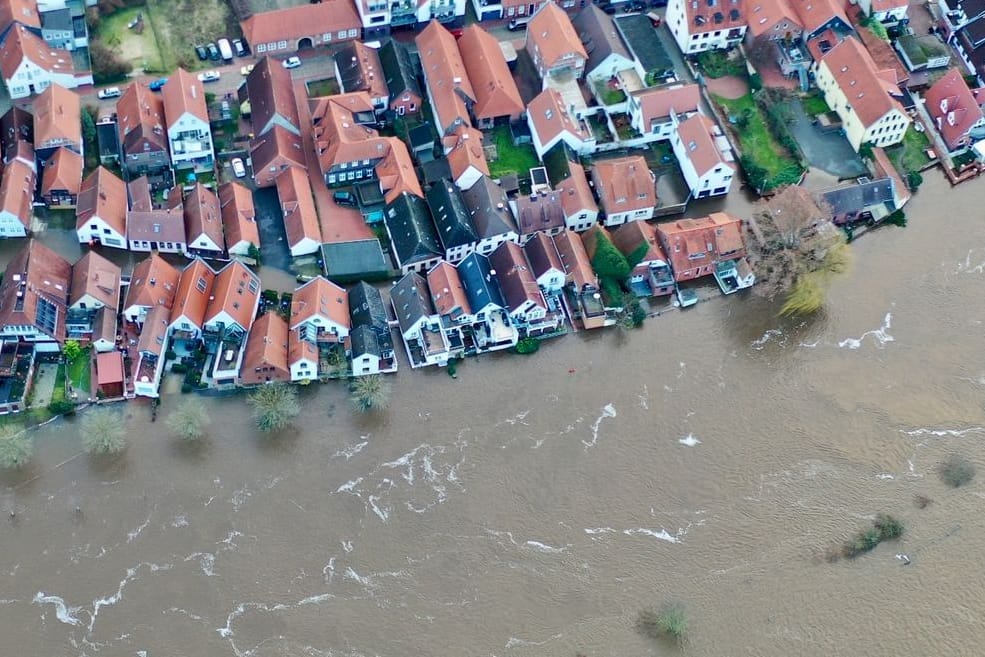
[391, 272, 434, 331]
[515, 191, 566, 236]
[348, 280, 393, 352]
[334, 44, 376, 95]
[408, 123, 434, 151]
[426, 180, 478, 252]
[421, 158, 452, 184]
[379, 40, 422, 105]
[461, 176, 518, 239]
[456, 252, 506, 311]
[573, 5, 632, 76]
[384, 192, 442, 268]
[350, 324, 381, 358]
[41, 7, 73, 31]
[0, 107, 32, 157]
[614, 15, 673, 78]
[354, 179, 384, 207]
[819, 178, 896, 217]
[320, 239, 390, 279]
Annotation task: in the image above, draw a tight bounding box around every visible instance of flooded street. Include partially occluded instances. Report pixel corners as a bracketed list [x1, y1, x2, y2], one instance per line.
[4, 170, 985, 656]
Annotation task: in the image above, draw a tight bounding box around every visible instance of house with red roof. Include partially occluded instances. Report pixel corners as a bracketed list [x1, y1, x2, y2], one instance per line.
[417, 20, 475, 136]
[611, 221, 675, 297]
[245, 57, 301, 138]
[924, 67, 985, 152]
[276, 165, 322, 257]
[161, 68, 213, 172]
[0, 156, 33, 236]
[443, 125, 490, 191]
[183, 183, 225, 257]
[240, 0, 360, 55]
[0, 23, 89, 99]
[203, 260, 261, 384]
[239, 312, 291, 386]
[290, 276, 350, 344]
[249, 124, 306, 188]
[458, 25, 524, 128]
[76, 166, 127, 249]
[0, 239, 72, 346]
[590, 156, 656, 226]
[121, 252, 180, 326]
[813, 36, 910, 150]
[543, 144, 599, 232]
[655, 213, 748, 285]
[33, 82, 81, 161]
[67, 251, 121, 352]
[218, 182, 259, 258]
[666, 0, 748, 54]
[526, 87, 596, 158]
[671, 113, 737, 198]
[116, 81, 170, 178]
[489, 240, 562, 337]
[168, 258, 216, 342]
[628, 83, 701, 141]
[526, 3, 587, 81]
[40, 146, 82, 208]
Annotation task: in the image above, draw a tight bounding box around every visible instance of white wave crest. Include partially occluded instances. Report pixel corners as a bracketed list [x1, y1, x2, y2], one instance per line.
[838, 313, 894, 349]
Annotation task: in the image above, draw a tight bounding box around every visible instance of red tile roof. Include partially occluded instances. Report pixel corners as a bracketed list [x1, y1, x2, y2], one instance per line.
[925, 68, 984, 151]
[289, 326, 318, 368]
[680, 0, 747, 35]
[489, 240, 545, 312]
[590, 155, 656, 215]
[76, 166, 128, 237]
[631, 83, 701, 127]
[552, 230, 596, 290]
[136, 303, 170, 356]
[528, 87, 591, 147]
[656, 212, 745, 282]
[819, 36, 904, 128]
[676, 113, 735, 176]
[869, 0, 907, 11]
[33, 82, 81, 150]
[376, 137, 423, 203]
[611, 220, 667, 265]
[855, 25, 908, 87]
[556, 160, 597, 219]
[746, 0, 801, 38]
[0, 0, 40, 31]
[70, 251, 121, 310]
[218, 182, 259, 251]
[290, 276, 349, 332]
[169, 258, 216, 329]
[41, 147, 82, 197]
[183, 183, 224, 251]
[275, 165, 322, 251]
[249, 123, 306, 185]
[458, 25, 524, 122]
[794, 0, 847, 35]
[117, 81, 168, 156]
[0, 156, 33, 230]
[427, 260, 471, 317]
[162, 68, 209, 125]
[239, 312, 290, 385]
[527, 3, 587, 70]
[95, 350, 124, 387]
[240, 0, 359, 50]
[444, 125, 490, 185]
[310, 92, 386, 174]
[0, 24, 75, 80]
[204, 260, 260, 332]
[416, 20, 474, 133]
[123, 253, 180, 313]
[0, 239, 72, 341]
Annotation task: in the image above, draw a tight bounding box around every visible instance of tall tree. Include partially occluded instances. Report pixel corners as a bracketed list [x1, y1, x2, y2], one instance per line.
[81, 407, 127, 454]
[248, 383, 300, 432]
[350, 375, 391, 413]
[166, 399, 210, 441]
[749, 185, 850, 315]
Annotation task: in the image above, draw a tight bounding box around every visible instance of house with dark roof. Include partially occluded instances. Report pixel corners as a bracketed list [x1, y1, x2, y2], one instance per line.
[461, 175, 520, 255]
[334, 42, 389, 113]
[76, 166, 127, 249]
[513, 189, 567, 243]
[573, 5, 638, 84]
[384, 191, 443, 274]
[0, 106, 32, 157]
[348, 280, 396, 372]
[116, 81, 170, 177]
[0, 239, 72, 345]
[523, 231, 566, 293]
[615, 14, 677, 81]
[426, 180, 479, 262]
[489, 241, 561, 337]
[817, 177, 898, 225]
[666, 0, 748, 54]
[378, 40, 423, 116]
[391, 271, 450, 368]
[455, 252, 518, 351]
[246, 57, 301, 138]
[349, 324, 384, 376]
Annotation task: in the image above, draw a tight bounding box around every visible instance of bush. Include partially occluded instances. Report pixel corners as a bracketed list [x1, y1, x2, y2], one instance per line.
[749, 72, 762, 91]
[939, 454, 975, 488]
[170, 362, 187, 374]
[89, 41, 133, 83]
[884, 210, 907, 227]
[248, 383, 300, 432]
[165, 350, 177, 361]
[907, 170, 923, 191]
[637, 603, 688, 645]
[515, 337, 540, 355]
[874, 513, 904, 540]
[166, 399, 210, 441]
[350, 374, 391, 413]
[181, 383, 193, 394]
[80, 407, 127, 455]
[47, 399, 76, 415]
[837, 514, 904, 560]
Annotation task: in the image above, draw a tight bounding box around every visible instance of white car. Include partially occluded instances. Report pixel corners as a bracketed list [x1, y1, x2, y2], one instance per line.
[240, 64, 254, 76]
[282, 56, 301, 69]
[197, 70, 221, 83]
[97, 87, 121, 99]
[231, 158, 246, 178]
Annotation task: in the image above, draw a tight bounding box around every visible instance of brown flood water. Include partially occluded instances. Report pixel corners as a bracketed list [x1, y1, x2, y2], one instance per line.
[4, 171, 985, 657]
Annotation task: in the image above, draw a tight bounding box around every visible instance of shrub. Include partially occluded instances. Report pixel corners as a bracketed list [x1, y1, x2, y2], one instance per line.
[47, 399, 76, 415]
[838, 514, 904, 560]
[884, 210, 907, 227]
[350, 375, 391, 413]
[165, 349, 177, 361]
[874, 513, 904, 540]
[89, 41, 133, 83]
[907, 171, 923, 191]
[80, 407, 127, 455]
[939, 453, 975, 488]
[170, 362, 187, 374]
[637, 603, 688, 645]
[515, 337, 540, 355]
[248, 383, 300, 432]
[166, 399, 210, 441]
[0, 424, 32, 469]
[749, 72, 762, 91]
[181, 383, 193, 394]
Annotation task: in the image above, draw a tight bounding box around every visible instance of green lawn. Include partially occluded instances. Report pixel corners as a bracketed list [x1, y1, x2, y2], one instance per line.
[713, 93, 802, 191]
[93, 6, 168, 72]
[800, 93, 831, 117]
[888, 126, 932, 174]
[307, 78, 341, 98]
[593, 80, 626, 106]
[697, 50, 747, 79]
[488, 125, 539, 178]
[68, 350, 91, 395]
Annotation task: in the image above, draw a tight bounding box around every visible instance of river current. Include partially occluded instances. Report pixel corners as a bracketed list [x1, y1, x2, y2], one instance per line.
[3, 170, 985, 656]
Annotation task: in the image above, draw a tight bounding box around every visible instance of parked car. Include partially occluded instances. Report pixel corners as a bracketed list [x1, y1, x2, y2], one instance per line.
[508, 17, 532, 31]
[232, 38, 247, 57]
[646, 11, 661, 26]
[97, 87, 122, 100]
[148, 77, 168, 91]
[197, 70, 221, 83]
[231, 158, 247, 178]
[195, 44, 208, 61]
[207, 43, 220, 60]
[240, 64, 254, 76]
[333, 190, 357, 206]
[282, 56, 301, 69]
[217, 38, 234, 62]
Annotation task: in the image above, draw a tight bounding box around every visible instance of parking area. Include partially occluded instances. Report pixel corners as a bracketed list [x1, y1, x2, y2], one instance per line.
[787, 99, 868, 179]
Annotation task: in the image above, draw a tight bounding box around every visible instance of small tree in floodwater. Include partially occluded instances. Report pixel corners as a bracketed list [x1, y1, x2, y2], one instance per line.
[81, 407, 127, 455]
[939, 454, 975, 488]
[350, 374, 391, 413]
[749, 185, 851, 316]
[637, 603, 688, 646]
[248, 383, 300, 432]
[166, 398, 210, 441]
[0, 424, 32, 469]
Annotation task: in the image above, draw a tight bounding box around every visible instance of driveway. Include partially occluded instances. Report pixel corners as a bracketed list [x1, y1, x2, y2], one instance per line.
[252, 187, 293, 274]
[787, 99, 868, 179]
[31, 362, 59, 409]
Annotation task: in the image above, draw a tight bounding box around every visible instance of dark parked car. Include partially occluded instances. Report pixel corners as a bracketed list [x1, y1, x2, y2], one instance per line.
[207, 43, 220, 61]
[232, 38, 247, 57]
[602, 4, 617, 13]
[195, 44, 208, 61]
[333, 191, 357, 207]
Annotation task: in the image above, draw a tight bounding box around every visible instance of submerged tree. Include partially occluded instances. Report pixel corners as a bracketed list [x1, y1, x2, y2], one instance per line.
[166, 399, 210, 441]
[248, 383, 300, 432]
[80, 407, 127, 455]
[749, 185, 850, 316]
[350, 375, 391, 413]
[637, 603, 689, 646]
[0, 424, 32, 469]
